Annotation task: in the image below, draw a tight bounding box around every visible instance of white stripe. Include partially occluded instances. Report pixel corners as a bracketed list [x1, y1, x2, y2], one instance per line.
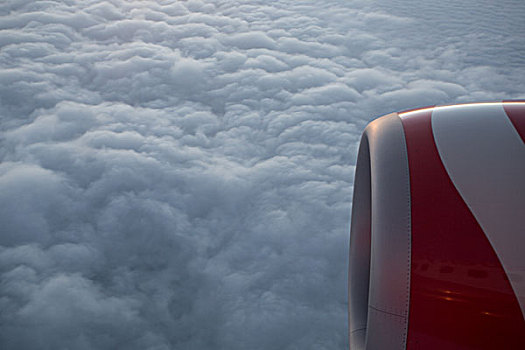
[431, 103, 525, 319]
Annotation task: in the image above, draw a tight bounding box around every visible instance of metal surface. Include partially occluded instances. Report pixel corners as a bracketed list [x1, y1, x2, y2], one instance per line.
[366, 114, 411, 350]
[349, 134, 371, 350]
[504, 102, 525, 142]
[400, 106, 525, 349]
[349, 114, 411, 350]
[350, 102, 525, 349]
[432, 102, 525, 320]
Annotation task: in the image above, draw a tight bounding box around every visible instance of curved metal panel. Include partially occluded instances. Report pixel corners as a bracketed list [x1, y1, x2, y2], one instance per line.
[503, 102, 525, 142]
[349, 113, 411, 350]
[349, 134, 371, 350]
[431, 102, 525, 319]
[365, 114, 411, 350]
[401, 107, 525, 349]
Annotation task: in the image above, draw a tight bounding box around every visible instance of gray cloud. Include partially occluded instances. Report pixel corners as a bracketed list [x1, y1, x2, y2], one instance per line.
[1, 0, 524, 349]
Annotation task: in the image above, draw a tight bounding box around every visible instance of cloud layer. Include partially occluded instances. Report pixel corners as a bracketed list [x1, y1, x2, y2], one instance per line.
[1, 0, 524, 349]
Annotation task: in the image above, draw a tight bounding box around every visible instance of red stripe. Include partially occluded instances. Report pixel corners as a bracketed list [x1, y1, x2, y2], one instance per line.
[401, 110, 525, 349]
[503, 101, 525, 143]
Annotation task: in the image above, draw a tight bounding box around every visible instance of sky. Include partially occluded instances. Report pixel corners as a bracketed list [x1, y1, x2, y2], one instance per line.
[1, 0, 524, 349]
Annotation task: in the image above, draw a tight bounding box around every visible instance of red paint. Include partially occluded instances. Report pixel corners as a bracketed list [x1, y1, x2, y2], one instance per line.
[400, 109, 525, 349]
[503, 101, 525, 143]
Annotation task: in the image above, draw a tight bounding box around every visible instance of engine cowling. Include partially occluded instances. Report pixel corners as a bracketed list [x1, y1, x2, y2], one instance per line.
[348, 101, 525, 349]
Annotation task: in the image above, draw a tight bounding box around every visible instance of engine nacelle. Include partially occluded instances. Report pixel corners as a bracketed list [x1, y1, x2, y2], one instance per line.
[349, 102, 525, 349]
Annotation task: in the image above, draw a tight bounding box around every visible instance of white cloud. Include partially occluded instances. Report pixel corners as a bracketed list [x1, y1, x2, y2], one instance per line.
[1, 0, 524, 349]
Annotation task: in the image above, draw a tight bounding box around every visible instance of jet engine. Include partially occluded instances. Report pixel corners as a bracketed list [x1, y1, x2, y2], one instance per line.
[348, 101, 525, 349]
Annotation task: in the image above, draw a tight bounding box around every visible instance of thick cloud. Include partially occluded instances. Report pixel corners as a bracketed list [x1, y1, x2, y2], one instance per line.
[1, 0, 524, 349]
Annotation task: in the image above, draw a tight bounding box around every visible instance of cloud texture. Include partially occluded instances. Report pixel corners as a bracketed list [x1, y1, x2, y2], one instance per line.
[1, 0, 524, 349]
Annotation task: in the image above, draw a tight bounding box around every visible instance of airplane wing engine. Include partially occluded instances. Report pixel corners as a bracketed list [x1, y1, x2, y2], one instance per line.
[349, 102, 525, 349]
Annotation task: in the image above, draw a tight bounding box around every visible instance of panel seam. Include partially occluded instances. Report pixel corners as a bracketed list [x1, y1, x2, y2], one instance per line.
[368, 305, 406, 318]
[398, 115, 412, 350]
